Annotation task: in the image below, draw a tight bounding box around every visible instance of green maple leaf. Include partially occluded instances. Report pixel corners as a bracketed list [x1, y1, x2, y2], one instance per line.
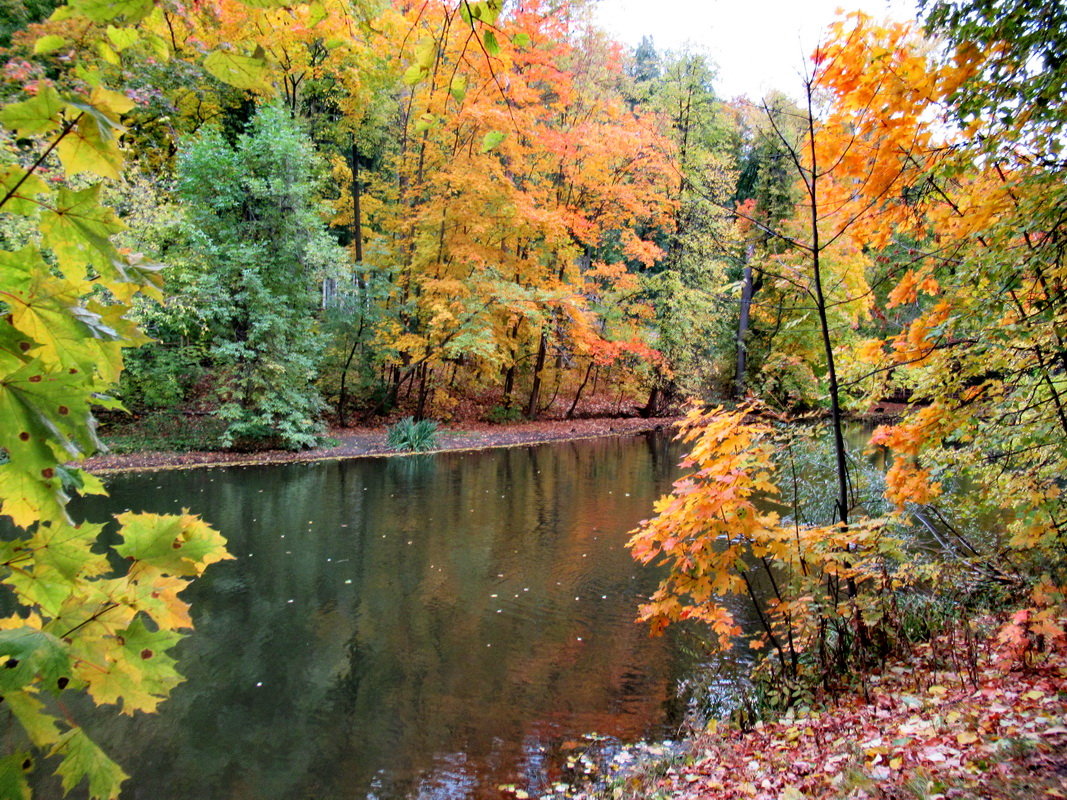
[0, 754, 32, 800]
[40, 185, 125, 274]
[3, 266, 125, 380]
[0, 167, 50, 216]
[115, 512, 232, 576]
[6, 564, 79, 617]
[0, 628, 72, 694]
[54, 114, 124, 181]
[105, 26, 140, 51]
[119, 567, 193, 630]
[0, 247, 39, 297]
[113, 514, 185, 571]
[83, 616, 183, 713]
[0, 462, 69, 528]
[0, 358, 101, 463]
[5, 691, 65, 747]
[0, 87, 63, 136]
[50, 728, 127, 800]
[27, 521, 110, 581]
[33, 35, 68, 55]
[202, 51, 272, 92]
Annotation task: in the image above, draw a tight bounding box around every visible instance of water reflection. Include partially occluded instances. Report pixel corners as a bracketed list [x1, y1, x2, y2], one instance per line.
[61, 432, 702, 800]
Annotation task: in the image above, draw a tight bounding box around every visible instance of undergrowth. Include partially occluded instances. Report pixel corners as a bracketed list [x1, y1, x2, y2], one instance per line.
[99, 411, 229, 453]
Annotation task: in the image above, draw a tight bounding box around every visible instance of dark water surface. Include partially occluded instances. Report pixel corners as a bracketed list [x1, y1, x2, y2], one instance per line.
[66, 432, 708, 800]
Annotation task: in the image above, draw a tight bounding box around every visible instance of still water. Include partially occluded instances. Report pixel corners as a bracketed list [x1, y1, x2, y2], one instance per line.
[63, 432, 715, 800]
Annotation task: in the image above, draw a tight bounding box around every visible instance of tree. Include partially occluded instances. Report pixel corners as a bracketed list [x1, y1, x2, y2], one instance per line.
[626, 12, 973, 694]
[728, 93, 805, 399]
[176, 103, 345, 449]
[637, 47, 740, 403]
[353, 0, 674, 420]
[858, 2, 1067, 586]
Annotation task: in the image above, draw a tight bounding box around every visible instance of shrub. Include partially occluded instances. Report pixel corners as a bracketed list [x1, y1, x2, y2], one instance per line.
[387, 417, 439, 452]
[486, 404, 523, 424]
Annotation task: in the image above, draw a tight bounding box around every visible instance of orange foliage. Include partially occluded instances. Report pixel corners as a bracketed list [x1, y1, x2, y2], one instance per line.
[366, 0, 674, 392]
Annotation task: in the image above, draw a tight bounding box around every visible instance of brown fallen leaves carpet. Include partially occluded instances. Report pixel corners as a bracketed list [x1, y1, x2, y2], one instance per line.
[607, 617, 1067, 800]
[82, 416, 679, 473]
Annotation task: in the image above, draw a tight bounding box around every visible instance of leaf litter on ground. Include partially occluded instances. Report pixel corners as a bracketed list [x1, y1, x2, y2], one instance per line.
[542, 612, 1067, 800]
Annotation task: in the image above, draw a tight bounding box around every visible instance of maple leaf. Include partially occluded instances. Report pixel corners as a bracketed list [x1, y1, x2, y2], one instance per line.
[49, 728, 128, 800]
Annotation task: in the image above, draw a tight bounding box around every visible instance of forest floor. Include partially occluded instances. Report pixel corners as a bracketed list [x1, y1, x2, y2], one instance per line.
[566, 613, 1067, 800]
[83, 414, 680, 473]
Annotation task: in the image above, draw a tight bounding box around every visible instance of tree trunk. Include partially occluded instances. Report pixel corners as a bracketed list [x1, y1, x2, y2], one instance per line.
[502, 364, 516, 408]
[337, 338, 360, 427]
[735, 244, 755, 398]
[415, 364, 432, 420]
[350, 136, 363, 264]
[803, 87, 849, 532]
[526, 329, 548, 419]
[566, 360, 594, 419]
[639, 384, 660, 418]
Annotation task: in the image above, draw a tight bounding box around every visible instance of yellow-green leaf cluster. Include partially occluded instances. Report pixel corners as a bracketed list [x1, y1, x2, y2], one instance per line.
[0, 6, 236, 798]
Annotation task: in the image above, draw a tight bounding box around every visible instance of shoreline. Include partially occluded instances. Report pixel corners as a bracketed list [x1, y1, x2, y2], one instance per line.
[82, 416, 681, 474]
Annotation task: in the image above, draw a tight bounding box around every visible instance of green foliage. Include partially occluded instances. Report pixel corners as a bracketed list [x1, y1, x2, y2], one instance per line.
[758, 352, 821, 410]
[100, 411, 228, 454]
[921, 0, 1067, 154]
[386, 416, 439, 452]
[118, 344, 204, 410]
[485, 404, 523, 424]
[0, 0, 62, 47]
[635, 48, 740, 400]
[776, 424, 888, 525]
[176, 103, 345, 450]
[318, 262, 398, 425]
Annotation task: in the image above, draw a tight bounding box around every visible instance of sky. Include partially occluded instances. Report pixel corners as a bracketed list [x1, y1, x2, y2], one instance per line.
[592, 0, 918, 100]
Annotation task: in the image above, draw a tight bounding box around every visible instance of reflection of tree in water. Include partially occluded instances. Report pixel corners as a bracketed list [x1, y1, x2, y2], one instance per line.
[66, 434, 714, 800]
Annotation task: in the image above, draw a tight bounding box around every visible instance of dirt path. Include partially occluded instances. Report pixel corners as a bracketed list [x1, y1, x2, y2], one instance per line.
[82, 416, 680, 474]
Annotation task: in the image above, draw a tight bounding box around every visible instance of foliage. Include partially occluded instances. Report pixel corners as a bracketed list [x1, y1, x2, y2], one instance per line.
[757, 352, 821, 410]
[628, 406, 915, 702]
[346, 0, 676, 420]
[99, 411, 229, 454]
[118, 343, 205, 411]
[176, 103, 344, 450]
[486, 404, 524, 424]
[629, 8, 1067, 728]
[636, 47, 739, 401]
[386, 416, 439, 452]
[921, 0, 1067, 158]
[0, 0, 258, 794]
[817, 9, 1067, 629]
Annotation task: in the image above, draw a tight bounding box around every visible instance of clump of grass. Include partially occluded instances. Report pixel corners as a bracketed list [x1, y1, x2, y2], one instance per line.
[386, 417, 439, 452]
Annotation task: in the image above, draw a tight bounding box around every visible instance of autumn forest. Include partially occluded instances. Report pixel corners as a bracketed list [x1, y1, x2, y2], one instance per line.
[2, 0, 1067, 797]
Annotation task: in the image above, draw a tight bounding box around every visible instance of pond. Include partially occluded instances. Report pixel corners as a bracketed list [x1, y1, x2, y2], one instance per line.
[55, 431, 733, 800]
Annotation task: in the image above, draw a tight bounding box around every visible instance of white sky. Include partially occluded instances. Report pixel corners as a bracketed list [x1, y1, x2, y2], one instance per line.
[592, 0, 918, 100]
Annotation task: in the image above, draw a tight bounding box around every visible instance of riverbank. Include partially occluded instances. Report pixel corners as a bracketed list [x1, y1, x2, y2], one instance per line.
[83, 415, 680, 473]
[563, 612, 1067, 800]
